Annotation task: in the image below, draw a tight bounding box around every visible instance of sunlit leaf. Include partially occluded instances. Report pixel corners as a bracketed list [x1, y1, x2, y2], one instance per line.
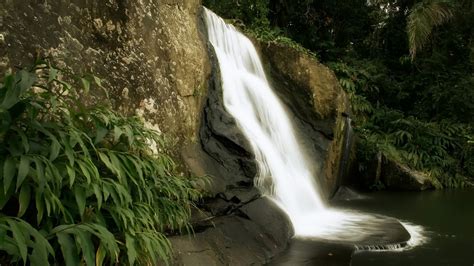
[7, 220, 28, 263]
[80, 78, 91, 94]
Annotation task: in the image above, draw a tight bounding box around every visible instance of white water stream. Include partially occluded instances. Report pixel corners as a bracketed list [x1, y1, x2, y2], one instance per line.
[204, 8, 425, 247]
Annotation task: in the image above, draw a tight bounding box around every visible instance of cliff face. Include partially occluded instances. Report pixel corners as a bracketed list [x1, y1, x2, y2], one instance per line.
[0, 0, 210, 161]
[1, 1, 353, 264]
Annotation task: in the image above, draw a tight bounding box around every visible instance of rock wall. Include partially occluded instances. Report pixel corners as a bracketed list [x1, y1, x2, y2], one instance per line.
[0, 0, 211, 162]
[1, 1, 354, 263]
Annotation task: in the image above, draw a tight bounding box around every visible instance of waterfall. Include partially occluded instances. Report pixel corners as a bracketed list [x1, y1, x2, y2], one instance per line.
[203, 8, 426, 246]
[204, 8, 325, 236]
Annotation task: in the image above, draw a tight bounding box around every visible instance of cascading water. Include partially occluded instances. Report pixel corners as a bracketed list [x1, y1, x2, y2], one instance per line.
[204, 8, 426, 247]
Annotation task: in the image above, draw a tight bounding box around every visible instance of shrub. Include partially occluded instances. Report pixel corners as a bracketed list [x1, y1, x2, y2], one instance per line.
[0, 61, 204, 265]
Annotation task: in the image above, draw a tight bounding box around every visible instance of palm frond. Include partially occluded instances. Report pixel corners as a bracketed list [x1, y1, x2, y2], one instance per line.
[407, 0, 455, 58]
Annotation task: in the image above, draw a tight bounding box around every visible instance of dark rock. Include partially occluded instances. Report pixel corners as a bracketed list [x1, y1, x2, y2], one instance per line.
[357, 151, 384, 190]
[170, 206, 292, 265]
[240, 198, 294, 247]
[349, 215, 410, 247]
[360, 153, 442, 191]
[198, 46, 258, 195]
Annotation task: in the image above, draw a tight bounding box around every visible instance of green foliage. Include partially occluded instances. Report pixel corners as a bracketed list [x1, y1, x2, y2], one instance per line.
[244, 27, 318, 58]
[268, 0, 376, 61]
[407, 0, 473, 58]
[407, 0, 455, 58]
[357, 108, 473, 188]
[204, 0, 270, 28]
[328, 61, 379, 119]
[0, 62, 204, 264]
[330, 59, 473, 188]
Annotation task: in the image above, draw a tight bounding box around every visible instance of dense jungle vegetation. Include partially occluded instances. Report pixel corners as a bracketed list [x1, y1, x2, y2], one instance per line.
[205, 0, 474, 188]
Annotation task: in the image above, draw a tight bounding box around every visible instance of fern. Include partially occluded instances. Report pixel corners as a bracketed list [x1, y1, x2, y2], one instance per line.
[358, 107, 473, 188]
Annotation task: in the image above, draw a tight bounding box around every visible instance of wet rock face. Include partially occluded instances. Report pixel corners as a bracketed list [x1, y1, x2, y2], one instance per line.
[0, 0, 211, 160]
[199, 52, 258, 195]
[176, 43, 293, 265]
[257, 42, 352, 198]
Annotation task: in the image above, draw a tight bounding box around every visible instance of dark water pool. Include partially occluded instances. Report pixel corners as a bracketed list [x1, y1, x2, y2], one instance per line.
[346, 189, 474, 266]
[271, 189, 474, 266]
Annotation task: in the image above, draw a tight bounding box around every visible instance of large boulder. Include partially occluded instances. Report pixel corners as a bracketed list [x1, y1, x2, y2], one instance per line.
[0, 0, 211, 163]
[169, 198, 293, 265]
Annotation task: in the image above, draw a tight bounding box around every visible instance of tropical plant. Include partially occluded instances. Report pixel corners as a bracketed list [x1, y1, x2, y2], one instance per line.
[358, 108, 473, 188]
[0, 61, 204, 265]
[407, 0, 473, 58]
[328, 60, 381, 120]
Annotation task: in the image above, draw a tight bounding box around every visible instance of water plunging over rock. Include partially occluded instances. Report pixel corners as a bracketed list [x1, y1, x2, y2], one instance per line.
[204, 8, 424, 246]
[205, 8, 325, 235]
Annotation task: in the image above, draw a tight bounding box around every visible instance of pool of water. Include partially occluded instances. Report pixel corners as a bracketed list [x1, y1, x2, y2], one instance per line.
[340, 189, 474, 265]
[271, 189, 474, 265]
